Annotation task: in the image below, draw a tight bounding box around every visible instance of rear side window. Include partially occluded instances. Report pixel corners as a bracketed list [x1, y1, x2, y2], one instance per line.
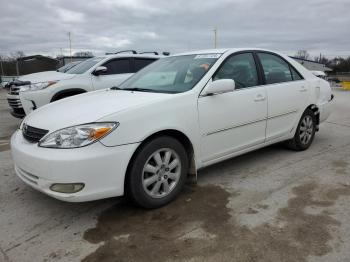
[258, 53, 293, 84]
[290, 67, 303, 80]
[134, 58, 156, 72]
[102, 59, 131, 75]
[213, 53, 258, 89]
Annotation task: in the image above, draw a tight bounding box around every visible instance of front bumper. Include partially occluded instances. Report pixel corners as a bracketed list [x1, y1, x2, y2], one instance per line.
[11, 130, 139, 202]
[19, 89, 51, 115]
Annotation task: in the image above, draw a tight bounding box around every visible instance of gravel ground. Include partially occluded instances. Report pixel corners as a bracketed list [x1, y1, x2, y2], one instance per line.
[1, 87, 350, 262]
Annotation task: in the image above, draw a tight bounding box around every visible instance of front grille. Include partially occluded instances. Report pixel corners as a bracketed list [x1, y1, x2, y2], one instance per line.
[9, 86, 21, 95]
[8, 81, 31, 95]
[7, 98, 22, 108]
[22, 124, 49, 143]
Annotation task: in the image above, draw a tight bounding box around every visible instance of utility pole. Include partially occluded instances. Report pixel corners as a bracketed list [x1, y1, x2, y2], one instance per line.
[68, 32, 72, 63]
[16, 60, 19, 76]
[213, 27, 218, 48]
[0, 59, 4, 77]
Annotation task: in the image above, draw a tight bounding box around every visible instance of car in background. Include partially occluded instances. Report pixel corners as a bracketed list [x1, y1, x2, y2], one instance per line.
[4, 62, 80, 105]
[7, 51, 162, 118]
[1, 77, 19, 90]
[328, 77, 341, 83]
[57, 61, 82, 73]
[311, 70, 327, 79]
[11, 48, 333, 208]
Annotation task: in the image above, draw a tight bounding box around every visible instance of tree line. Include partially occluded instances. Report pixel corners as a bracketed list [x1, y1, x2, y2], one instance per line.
[1, 50, 350, 76]
[295, 50, 350, 74]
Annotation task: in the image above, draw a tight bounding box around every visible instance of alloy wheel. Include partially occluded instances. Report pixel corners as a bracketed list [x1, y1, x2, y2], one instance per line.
[142, 148, 181, 198]
[299, 115, 314, 145]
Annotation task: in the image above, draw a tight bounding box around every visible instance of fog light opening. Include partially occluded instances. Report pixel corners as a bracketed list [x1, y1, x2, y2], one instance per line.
[50, 183, 85, 193]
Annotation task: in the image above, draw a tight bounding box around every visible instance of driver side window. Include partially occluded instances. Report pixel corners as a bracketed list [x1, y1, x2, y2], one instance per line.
[101, 59, 131, 75]
[213, 53, 258, 89]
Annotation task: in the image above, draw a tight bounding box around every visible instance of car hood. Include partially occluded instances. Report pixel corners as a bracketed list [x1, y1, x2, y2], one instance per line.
[24, 89, 172, 132]
[18, 71, 76, 83]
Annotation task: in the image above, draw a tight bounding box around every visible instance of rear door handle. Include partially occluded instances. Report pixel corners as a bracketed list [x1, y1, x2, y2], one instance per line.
[254, 94, 266, 102]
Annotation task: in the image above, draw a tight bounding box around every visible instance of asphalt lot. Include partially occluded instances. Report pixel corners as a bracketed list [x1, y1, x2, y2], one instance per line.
[1, 87, 350, 262]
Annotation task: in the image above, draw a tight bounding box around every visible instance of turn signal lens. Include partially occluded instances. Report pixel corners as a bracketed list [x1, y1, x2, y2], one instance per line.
[90, 127, 112, 139]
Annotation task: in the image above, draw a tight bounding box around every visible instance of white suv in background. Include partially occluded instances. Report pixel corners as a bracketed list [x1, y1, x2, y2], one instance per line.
[7, 51, 161, 118]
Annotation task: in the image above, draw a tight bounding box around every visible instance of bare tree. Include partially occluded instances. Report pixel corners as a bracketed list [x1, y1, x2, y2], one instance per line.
[295, 50, 310, 60]
[9, 51, 25, 61]
[314, 53, 330, 65]
[0, 54, 10, 61]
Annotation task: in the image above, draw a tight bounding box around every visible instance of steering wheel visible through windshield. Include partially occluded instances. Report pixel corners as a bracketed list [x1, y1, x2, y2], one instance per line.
[118, 54, 221, 93]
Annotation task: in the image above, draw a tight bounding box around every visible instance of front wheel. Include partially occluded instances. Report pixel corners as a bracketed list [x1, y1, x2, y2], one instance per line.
[126, 136, 189, 209]
[286, 109, 316, 151]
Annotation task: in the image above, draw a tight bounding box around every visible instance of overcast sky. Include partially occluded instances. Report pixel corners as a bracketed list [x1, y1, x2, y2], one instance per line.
[1, 0, 349, 58]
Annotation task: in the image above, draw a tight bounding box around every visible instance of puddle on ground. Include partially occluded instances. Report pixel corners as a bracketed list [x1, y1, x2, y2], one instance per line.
[83, 183, 350, 262]
[0, 136, 11, 152]
[332, 160, 349, 175]
[0, 143, 10, 152]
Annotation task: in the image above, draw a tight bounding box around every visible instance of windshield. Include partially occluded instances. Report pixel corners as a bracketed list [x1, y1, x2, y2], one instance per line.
[118, 54, 221, 93]
[57, 61, 80, 73]
[66, 57, 103, 74]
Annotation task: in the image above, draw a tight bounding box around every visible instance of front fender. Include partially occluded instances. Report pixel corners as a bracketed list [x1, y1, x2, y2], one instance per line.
[98, 93, 202, 167]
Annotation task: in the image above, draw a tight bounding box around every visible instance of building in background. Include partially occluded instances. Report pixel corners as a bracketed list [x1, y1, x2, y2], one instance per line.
[17, 55, 59, 75]
[0, 55, 94, 79]
[1, 55, 59, 77]
[57, 56, 93, 67]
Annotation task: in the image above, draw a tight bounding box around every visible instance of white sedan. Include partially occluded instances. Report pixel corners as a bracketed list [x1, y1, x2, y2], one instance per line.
[11, 48, 333, 208]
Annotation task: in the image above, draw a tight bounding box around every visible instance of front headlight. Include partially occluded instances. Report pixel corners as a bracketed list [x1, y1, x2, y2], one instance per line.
[38, 122, 118, 148]
[19, 81, 58, 92]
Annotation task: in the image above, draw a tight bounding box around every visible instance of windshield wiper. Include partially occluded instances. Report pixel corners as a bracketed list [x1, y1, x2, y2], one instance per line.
[110, 86, 122, 90]
[122, 87, 155, 92]
[111, 86, 173, 93]
[110, 86, 151, 92]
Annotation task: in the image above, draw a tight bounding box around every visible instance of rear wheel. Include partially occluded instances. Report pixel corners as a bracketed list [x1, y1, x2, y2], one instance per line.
[126, 136, 189, 209]
[286, 109, 316, 151]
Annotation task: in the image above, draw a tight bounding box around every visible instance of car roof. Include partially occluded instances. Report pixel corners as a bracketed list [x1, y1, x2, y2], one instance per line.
[99, 54, 162, 59]
[173, 48, 282, 56]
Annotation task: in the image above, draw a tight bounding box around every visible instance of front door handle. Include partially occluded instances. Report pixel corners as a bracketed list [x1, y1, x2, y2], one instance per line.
[300, 86, 307, 92]
[254, 94, 266, 102]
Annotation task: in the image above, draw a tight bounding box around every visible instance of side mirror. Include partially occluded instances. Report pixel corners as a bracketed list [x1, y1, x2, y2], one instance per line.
[93, 66, 107, 76]
[202, 79, 235, 96]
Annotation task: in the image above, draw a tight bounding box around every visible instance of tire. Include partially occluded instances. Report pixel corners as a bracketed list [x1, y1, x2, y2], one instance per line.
[126, 136, 189, 209]
[286, 109, 316, 151]
[51, 90, 85, 102]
